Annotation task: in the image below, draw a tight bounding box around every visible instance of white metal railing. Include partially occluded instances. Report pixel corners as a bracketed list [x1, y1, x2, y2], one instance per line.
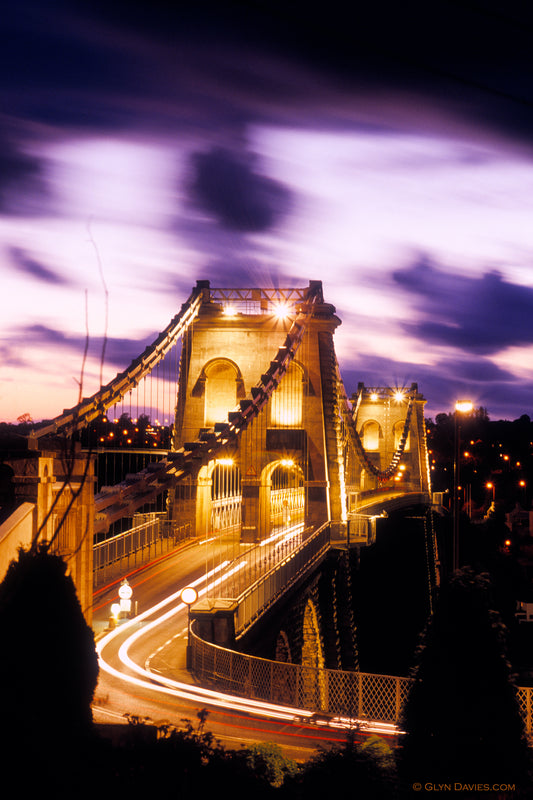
[197, 522, 330, 634]
[270, 487, 305, 526]
[93, 515, 190, 587]
[210, 495, 242, 531]
[234, 523, 330, 635]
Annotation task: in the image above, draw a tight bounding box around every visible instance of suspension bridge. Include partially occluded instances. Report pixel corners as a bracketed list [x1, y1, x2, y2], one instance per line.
[0, 279, 442, 732]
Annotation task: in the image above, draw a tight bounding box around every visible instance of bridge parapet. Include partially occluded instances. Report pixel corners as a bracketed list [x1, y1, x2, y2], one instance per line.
[190, 629, 410, 726]
[190, 523, 331, 646]
[189, 631, 533, 739]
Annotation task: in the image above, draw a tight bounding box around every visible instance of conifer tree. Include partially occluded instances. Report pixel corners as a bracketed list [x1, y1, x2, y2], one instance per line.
[0, 545, 99, 794]
[397, 568, 531, 793]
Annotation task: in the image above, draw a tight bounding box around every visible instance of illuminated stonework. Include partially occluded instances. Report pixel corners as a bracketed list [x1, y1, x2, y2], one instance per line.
[172, 282, 343, 542]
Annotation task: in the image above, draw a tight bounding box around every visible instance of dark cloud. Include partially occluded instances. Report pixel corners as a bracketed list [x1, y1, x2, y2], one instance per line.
[393, 258, 533, 355]
[0, 344, 27, 369]
[23, 324, 156, 369]
[342, 351, 527, 422]
[101, 335, 157, 368]
[2, 0, 533, 156]
[8, 247, 71, 286]
[0, 137, 49, 214]
[26, 324, 69, 346]
[188, 147, 292, 232]
[64, 0, 533, 145]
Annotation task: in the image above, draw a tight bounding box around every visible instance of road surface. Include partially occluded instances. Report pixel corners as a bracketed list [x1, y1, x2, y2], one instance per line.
[91, 535, 398, 760]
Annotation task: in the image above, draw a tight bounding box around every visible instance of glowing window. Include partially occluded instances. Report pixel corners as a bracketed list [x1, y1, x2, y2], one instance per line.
[270, 362, 303, 428]
[204, 360, 238, 426]
[394, 421, 410, 451]
[362, 420, 380, 451]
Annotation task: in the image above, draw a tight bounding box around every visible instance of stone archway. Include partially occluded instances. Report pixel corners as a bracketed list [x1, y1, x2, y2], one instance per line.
[255, 458, 305, 540]
[195, 458, 241, 539]
[300, 598, 327, 710]
[275, 629, 292, 663]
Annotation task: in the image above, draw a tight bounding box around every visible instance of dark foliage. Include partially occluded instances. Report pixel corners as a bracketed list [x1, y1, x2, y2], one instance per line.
[397, 568, 532, 794]
[281, 733, 396, 800]
[0, 545, 99, 795]
[91, 714, 278, 800]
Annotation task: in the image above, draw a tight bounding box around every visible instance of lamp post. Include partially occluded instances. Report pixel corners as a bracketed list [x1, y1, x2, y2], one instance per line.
[453, 400, 473, 572]
[180, 586, 198, 669]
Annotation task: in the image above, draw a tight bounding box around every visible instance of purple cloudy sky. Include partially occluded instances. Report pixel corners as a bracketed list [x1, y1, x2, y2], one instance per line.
[2, 0, 533, 423]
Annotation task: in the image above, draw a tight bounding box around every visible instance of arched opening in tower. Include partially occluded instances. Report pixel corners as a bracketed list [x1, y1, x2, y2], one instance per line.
[300, 598, 326, 710]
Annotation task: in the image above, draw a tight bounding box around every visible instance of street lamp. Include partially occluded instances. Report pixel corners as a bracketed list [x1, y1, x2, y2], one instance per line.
[453, 400, 473, 572]
[180, 586, 198, 669]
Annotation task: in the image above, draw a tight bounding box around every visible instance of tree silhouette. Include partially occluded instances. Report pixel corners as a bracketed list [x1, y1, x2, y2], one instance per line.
[281, 734, 396, 800]
[397, 568, 531, 793]
[0, 545, 99, 795]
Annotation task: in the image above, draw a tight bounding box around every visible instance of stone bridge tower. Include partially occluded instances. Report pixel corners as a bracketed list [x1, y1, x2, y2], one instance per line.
[349, 382, 431, 507]
[171, 281, 345, 542]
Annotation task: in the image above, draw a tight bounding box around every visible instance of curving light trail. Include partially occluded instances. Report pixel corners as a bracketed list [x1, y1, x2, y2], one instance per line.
[96, 558, 401, 737]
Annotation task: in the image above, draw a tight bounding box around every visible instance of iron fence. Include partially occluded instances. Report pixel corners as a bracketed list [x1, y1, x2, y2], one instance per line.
[190, 631, 410, 723]
[517, 686, 533, 739]
[190, 632, 533, 736]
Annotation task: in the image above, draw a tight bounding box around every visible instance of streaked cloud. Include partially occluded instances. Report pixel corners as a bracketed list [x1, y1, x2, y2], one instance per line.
[1, 1, 533, 422]
[8, 247, 73, 286]
[188, 147, 292, 232]
[394, 259, 533, 354]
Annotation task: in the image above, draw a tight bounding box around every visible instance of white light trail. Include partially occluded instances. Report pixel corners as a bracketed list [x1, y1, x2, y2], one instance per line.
[96, 554, 402, 735]
[259, 522, 303, 547]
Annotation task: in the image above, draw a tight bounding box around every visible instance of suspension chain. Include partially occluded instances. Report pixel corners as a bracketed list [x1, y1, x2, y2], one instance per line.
[335, 369, 415, 481]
